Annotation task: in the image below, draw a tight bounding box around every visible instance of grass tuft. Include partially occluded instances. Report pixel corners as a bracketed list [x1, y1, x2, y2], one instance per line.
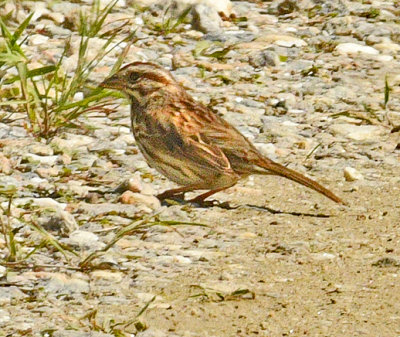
[0, 0, 133, 138]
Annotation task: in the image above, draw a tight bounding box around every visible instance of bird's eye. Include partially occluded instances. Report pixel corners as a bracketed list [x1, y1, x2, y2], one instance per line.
[129, 73, 140, 82]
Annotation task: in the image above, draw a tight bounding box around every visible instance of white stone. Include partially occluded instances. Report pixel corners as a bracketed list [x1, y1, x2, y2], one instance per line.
[312, 252, 336, 260]
[99, 0, 126, 7]
[33, 198, 67, 210]
[374, 43, 400, 53]
[29, 34, 49, 46]
[120, 191, 161, 209]
[255, 143, 276, 157]
[47, 12, 65, 24]
[375, 55, 393, 62]
[0, 309, 10, 324]
[59, 210, 79, 232]
[344, 167, 364, 181]
[134, 17, 144, 25]
[257, 34, 307, 47]
[329, 124, 386, 141]
[68, 230, 105, 250]
[91, 270, 124, 282]
[0, 265, 6, 278]
[46, 273, 90, 294]
[336, 43, 379, 56]
[192, 3, 222, 33]
[69, 230, 98, 244]
[73, 92, 84, 101]
[24, 153, 58, 166]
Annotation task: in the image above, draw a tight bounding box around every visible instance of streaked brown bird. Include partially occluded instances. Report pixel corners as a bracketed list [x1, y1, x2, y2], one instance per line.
[100, 62, 343, 205]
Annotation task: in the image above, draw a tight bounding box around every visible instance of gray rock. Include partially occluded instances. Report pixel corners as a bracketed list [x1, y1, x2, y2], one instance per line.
[23, 153, 58, 166]
[0, 309, 10, 326]
[0, 153, 12, 174]
[0, 286, 27, 305]
[120, 191, 161, 210]
[268, 0, 299, 15]
[344, 167, 364, 181]
[192, 4, 222, 33]
[45, 272, 90, 294]
[329, 124, 386, 142]
[335, 43, 379, 56]
[40, 210, 79, 234]
[249, 49, 280, 68]
[66, 230, 105, 250]
[27, 143, 54, 156]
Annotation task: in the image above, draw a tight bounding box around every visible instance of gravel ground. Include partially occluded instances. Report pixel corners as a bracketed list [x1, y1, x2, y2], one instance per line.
[1, 0, 400, 336]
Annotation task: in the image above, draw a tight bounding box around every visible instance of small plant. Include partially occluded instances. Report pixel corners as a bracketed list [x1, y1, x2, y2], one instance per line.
[384, 74, 391, 109]
[79, 211, 206, 269]
[0, 193, 76, 264]
[143, 5, 191, 35]
[0, 0, 133, 138]
[193, 40, 234, 60]
[0, 191, 17, 262]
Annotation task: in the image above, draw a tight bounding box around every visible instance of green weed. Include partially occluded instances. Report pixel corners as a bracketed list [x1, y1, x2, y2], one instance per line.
[0, 0, 133, 138]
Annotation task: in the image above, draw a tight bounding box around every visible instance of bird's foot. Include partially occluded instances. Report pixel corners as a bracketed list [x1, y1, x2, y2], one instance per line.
[157, 191, 187, 206]
[187, 197, 233, 209]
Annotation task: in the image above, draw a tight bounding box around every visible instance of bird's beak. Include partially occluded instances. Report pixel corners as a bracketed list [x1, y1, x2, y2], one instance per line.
[99, 74, 123, 90]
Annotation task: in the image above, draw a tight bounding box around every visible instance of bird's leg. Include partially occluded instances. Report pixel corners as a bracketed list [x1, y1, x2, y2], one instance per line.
[157, 185, 198, 201]
[188, 187, 231, 205]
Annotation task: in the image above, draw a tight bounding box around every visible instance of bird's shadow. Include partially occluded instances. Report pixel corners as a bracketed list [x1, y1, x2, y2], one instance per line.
[161, 198, 332, 218]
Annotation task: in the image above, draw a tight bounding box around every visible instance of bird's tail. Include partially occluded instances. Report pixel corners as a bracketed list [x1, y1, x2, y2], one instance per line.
[255, 157, 344, 204]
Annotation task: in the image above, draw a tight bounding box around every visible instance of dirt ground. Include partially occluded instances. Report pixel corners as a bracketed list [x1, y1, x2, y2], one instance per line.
[93, 170, 400, 337]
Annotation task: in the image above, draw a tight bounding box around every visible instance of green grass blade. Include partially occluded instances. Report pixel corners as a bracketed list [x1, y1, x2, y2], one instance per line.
[4, 65, 56, 84]
[384, 74, 390, 108]
[171, 6, 191, 31]
[12, 12, 34, 45]
[0, 99, 31, 106]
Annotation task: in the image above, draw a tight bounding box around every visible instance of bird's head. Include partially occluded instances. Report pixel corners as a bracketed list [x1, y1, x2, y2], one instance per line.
[99, 62, 176, 101]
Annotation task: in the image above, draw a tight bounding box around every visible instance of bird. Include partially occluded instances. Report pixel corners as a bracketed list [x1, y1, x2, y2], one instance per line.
[99, 61, 343, 205]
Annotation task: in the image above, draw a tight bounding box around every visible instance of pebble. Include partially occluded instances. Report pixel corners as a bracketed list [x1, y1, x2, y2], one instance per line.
[40, 210, 79, 234]
[120, 191, 161, 210]
[249, 49, 280, 67]
[28, 143, 54, 156]
[11, 197, 67, 211]
[91, 270, 124, 282]
[256, 34, 307, 47]
[335, 43, 379, 56]
[45, 273, 90, 294]
[0, 154, 12, 174]
[312, 253, 336, 261]
[329, 124, 386, 142]
[67, 230, 105, 250]
[192, 4, 222, 33]
[36, 167, 60, 178]
[344, 167, 364, 181]
[23, 153, 58, 166]
[28, 34, 49, 45]
[0, 309, 10, 325]
[0, 286, 27, 305]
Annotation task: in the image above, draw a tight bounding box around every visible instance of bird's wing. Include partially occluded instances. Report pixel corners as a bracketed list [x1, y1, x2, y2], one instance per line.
[168, 96, 263, 174]
[145, 98, 234, 175]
